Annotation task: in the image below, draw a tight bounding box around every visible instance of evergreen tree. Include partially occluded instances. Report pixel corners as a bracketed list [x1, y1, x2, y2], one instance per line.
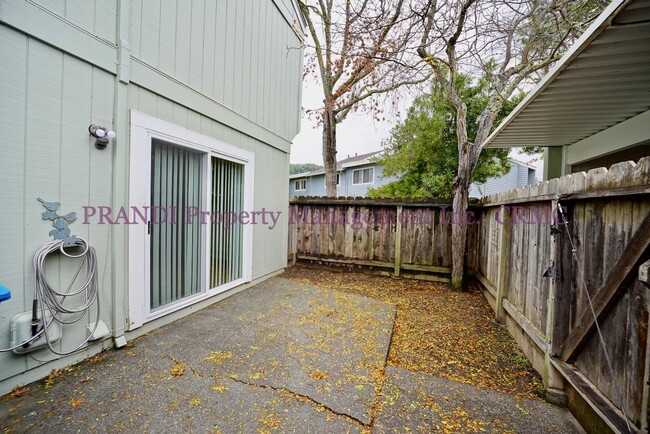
[369, 76, 517, 198]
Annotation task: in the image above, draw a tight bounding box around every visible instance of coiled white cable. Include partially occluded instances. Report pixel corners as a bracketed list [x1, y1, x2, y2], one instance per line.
[0, 238, 100, 354]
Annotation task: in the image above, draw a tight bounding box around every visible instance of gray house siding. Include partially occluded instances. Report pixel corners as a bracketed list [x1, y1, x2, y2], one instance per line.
[0, 0, 302, 394]
[290, 163, 399, 197]
[469, 164, 536, 198]
[290, 160, 531, 199]
[346, 164, 397, 197]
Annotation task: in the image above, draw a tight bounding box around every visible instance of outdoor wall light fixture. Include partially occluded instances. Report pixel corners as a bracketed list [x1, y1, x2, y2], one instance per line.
[88, 124, 116, 150]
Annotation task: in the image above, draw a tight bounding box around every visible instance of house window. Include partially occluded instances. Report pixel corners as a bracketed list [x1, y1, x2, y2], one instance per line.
[352, 167, 374, 184]
[323, 173, 340, 186]
[295, 179, 306, 191]
[129, 111, 254, 329]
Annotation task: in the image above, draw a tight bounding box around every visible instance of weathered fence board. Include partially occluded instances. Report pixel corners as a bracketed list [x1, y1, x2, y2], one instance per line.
[474, 157, 650, 433]
[288, 200, 455, 282]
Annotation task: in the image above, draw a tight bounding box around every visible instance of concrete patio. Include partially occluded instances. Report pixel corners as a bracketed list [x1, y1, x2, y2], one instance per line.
[0, 276, 583, 433]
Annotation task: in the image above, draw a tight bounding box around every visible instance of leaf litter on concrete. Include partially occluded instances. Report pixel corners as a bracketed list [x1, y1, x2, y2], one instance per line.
[282, 266, 544, 400]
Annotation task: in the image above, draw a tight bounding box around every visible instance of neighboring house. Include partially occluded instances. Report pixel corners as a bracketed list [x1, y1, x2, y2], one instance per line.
[469, 159, 537, 198]
[290, 152, 535, 198]
[0, 0, 304, 394]
[484, 0, 650, 179]
[290, 151, 399, 197]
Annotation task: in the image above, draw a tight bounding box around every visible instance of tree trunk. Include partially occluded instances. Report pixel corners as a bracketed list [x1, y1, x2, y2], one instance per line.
[322, 109, 338, 197]
[450, 145, 473, 290]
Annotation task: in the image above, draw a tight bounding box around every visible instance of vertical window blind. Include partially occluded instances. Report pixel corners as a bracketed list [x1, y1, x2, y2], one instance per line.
[210, 157, 244, 288]
[150, 140, 203, 310]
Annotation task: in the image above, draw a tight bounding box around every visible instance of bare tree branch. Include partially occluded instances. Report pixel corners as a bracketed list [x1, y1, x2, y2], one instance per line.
[413, 0, 607, 289]
[300, 0, 429, 197]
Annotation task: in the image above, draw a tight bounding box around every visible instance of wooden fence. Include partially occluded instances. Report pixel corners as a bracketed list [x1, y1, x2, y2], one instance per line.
[287, 198, 466, 282]
[288, 157, 650, 434]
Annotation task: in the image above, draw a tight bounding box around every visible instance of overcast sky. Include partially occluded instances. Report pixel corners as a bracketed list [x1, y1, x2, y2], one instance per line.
[290, 79, 544, 179]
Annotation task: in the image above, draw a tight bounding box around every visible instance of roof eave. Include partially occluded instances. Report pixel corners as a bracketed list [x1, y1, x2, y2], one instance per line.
[483, 0, 632, 148]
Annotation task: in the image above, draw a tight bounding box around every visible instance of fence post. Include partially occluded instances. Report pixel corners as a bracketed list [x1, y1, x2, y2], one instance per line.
[495, 205, 510, 322]
[394, 205, 403, 277]
[639, 260, 650, 433]
[544, 198, 566, 405]
[288, 203, 297, 266]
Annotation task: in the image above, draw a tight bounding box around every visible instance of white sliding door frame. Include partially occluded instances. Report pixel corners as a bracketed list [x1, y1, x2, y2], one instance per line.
[128, 111, 254, 330]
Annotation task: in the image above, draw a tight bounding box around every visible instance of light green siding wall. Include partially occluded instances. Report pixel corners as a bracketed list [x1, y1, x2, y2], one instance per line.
[28, 0, 118, 43]
[0, 0, 301, 392]
[129, 0, 303, 141]
[0, 27, 115, 381]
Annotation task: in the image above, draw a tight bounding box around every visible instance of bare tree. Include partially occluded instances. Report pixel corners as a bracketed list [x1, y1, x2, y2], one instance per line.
[299, 0, 429, 196]
[415, 0, 606, 289]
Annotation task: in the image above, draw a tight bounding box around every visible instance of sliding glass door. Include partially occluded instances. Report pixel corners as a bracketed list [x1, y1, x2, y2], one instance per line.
[128, 112, 255, 329]
[150, 139, 203, 310]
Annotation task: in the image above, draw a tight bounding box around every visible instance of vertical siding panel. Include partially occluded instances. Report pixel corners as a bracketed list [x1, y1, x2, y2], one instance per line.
[257, 0, 268, 127]
[24, 41, 64, 365]
[130, 0, 143, 58]
[158, 0, 178, 76]
[60, 57, 92, 208]
[173, 103, 189, 128]
[200, 115, 213, 136]
[201, 0, 217, 99]
[282, 27, 291, 138]
[223, 0, 237, 110]
[59, 57, 92, 260]
[140, 0, 161, 68]
[88, 66, 114, 332]
[292, 35, 302, 137]
[278, 26, 286, 138]
[156, 97, 174, 124]
[240, 0, 253, 118]
[174, 0, 192, 84]
[128, 79, 140, 109]
[94, 0, 118, 42]
[188, 110, 201, 133]
[270, 9, 280, 132]
[213, 0, 227, 104]
[58, 56, 94, 346]
[292, 44, 301, 136]
[138, 87, 158, 114]
[233, 0, 246, 114]
[0, 28, 28, 378]
[189, 0, 205, 91]
[212, 120, 225, 142]
[64, 0, 96, 34]
[249, 0, 261, 123]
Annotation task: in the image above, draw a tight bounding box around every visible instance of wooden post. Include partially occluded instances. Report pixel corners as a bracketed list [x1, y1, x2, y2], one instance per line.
[639, 259, 650, 433]
[394, 205, 402, 277]
[494, 205, 510, 322]
[288, 204, 298, 266]
[544, 198, 566, 405]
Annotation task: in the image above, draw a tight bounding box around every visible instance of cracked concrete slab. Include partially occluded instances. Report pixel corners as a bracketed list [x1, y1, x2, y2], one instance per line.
[374, 366, 584, 433]
[0, 277, 394, 432]
[151, 277, 396, 425]
[1, 354, 364, 433]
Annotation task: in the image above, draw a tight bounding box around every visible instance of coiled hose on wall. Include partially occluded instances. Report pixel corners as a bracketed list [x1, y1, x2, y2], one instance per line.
[0, 238, 100, 354]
